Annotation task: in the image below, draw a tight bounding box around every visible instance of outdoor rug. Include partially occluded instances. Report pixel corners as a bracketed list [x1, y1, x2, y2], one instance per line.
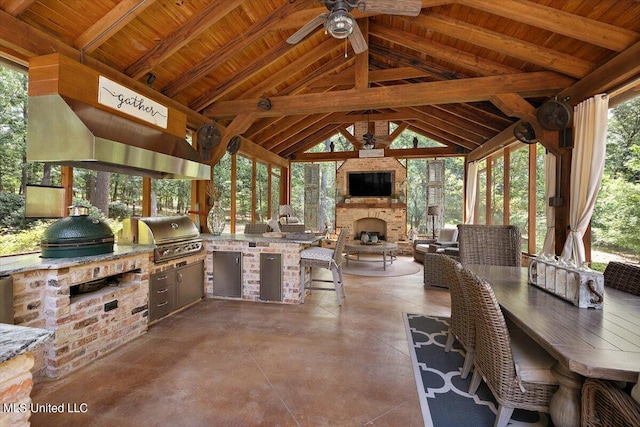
[404, 313, 552, 427]
[342, 255, 421, 277]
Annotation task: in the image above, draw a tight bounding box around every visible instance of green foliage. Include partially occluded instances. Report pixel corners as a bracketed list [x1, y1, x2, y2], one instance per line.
[0, 221, 52, 256]
[0, 191, 40, 233]
[592, 176, 640, 253]
[108, 201, 132, 220]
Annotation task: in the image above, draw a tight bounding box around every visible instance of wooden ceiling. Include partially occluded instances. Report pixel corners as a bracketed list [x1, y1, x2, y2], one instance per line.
[1, 0, 640, 166]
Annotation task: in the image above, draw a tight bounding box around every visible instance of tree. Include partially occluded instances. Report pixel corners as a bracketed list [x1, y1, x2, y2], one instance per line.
[0, 68, 27, 193]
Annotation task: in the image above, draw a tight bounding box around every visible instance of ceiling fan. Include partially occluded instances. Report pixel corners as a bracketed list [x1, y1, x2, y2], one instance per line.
[286, 0, 422, 54]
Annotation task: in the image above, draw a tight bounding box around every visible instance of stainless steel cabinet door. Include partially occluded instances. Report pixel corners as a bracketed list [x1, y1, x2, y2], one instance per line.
[212, 251, 242, 297]
[176, 260, 204, 308]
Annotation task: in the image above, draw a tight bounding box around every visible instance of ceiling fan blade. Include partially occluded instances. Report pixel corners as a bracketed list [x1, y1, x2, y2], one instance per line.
[358, 0, 422, 16]
[286, 13, 328, 45]
[348, 22, 368, 54]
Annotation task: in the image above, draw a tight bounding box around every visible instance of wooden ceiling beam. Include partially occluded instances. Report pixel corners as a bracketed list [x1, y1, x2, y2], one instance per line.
[242, 38, 342, 100]
[409, 12, 595, 78]
[204, 71, 574, 119]
[371, 22, 522, 77]
[401, 107, 486, 145]
[292, 145, 461, 162]
[75, 0, 155, 54]
[162, 0, 309, 97]
[456, 0, 638, 52]
[280, 124, 344, 158]
[354, 18, 369, 90]
[0, 0, 36, 16]
[368, 45, 459, 80]
[267, 114, 340, 153]
[406, 105, 495, 140]
[310, 66, 429, 88]
[435, 103, 512, 132]
[469, 40, 640, 162]
[262, 113, 336, 150]
[190, 40, 294, 112]
[408, 121, 478, 151]
[125, 0, 243, 80]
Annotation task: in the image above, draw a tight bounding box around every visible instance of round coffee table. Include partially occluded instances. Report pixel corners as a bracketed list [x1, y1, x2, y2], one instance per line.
[344, 242, 398, 271]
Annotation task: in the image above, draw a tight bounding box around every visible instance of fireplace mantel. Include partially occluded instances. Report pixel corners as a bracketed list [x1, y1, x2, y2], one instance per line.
[337, 202, 406, 209]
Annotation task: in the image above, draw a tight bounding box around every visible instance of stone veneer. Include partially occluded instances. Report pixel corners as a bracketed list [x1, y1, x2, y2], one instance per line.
[336, 156, 407, 242]
[11, 253, 150, 379]
[205, 239, 305, 304]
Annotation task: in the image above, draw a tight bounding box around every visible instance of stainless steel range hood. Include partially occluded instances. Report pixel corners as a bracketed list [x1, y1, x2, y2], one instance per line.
[26, 54, 210, 180]
[27, 94, 210, 180]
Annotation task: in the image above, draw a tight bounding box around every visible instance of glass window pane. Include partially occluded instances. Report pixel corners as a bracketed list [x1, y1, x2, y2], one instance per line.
[491, 155, 504, 225]
[256, 161, 268, 223]
[270, 166, 281, 221]
[235, 155, 252, 232]
[476, 160, 487, 224]
[509, 146, 529, 251]
[535, 144, 547, 254]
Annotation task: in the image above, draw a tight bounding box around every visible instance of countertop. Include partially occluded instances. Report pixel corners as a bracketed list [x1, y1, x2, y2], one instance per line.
[0, 244, 155, 276]
[0, 323, 53, 364]
[202, 233, 323, 245]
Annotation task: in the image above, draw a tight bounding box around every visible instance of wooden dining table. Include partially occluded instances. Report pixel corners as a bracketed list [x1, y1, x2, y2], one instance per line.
[465, 264, 640, 427]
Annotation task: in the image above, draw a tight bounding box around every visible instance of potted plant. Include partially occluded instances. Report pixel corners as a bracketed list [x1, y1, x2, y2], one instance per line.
[390, 193, 399, 203]
[343, 194, 352, 203]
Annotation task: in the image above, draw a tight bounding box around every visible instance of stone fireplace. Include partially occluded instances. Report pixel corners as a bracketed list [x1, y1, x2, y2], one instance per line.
[335, 157, 407, 242]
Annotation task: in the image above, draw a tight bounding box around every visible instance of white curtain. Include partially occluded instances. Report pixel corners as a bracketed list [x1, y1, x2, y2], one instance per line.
[465, 161, 478, 224]
[542, 152, 556, 255]
[560, 94, 609, 264]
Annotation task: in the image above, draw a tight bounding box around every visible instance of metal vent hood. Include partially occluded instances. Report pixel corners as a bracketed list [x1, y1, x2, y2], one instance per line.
[26, 54, 210, 180]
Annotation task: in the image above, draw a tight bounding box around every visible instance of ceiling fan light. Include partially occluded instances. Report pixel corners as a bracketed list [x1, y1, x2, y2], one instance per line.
[326, 10, 354, 39]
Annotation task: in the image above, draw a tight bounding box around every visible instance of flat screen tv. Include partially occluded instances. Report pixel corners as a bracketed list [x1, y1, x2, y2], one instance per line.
[347, 171, 393, 197]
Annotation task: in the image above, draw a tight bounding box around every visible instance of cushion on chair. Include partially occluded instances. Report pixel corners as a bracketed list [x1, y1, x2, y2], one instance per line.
[301, 247, 334, 262]
[437, 228, 458, 244]
[507, 319, 557, 386]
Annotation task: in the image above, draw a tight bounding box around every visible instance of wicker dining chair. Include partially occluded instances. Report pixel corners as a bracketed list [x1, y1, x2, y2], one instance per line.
[440, 255, 475, 379]
[582, 378, 640, 427]
[462, 267, 558, 427]
[603, 261, 640, 296]
[300, 227, 349, 305]
[457, 224, 522, 267]
[243, 223, 270, 234]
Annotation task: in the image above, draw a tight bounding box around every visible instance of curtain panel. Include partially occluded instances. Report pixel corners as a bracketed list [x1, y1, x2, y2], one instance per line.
[464, 161, 478, 224]
[560, 94, 609, 264]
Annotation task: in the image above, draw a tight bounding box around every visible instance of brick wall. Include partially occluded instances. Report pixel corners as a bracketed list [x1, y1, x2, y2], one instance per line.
[205, 240, 304, 304]
[336, 157, 407, 242]
[11, 253, 150, 379]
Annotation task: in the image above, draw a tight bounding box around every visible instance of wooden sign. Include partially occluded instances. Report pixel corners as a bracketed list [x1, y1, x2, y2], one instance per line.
[98, 76, 168, 129]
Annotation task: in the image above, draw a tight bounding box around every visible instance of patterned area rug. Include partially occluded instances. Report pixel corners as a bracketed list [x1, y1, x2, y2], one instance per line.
[342, 255, 421, 277]
[404, 313, 552, 427]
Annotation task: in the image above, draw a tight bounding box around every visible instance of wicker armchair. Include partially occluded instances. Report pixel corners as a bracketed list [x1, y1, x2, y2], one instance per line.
[300, 227, 349, 305]
[582, 379, 640, 427]
[603, 261, 640, 296]
[243, 223, 270, 234]
[440, 255, 475, 379]
[457, 224, 522, 267]
[462, 267, 558, 427]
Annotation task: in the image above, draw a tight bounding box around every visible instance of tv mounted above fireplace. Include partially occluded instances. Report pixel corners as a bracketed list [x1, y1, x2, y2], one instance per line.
[347, 171, 394, 197]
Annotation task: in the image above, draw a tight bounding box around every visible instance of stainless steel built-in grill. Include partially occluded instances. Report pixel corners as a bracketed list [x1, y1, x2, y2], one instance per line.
[118, 216, 203, 263]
